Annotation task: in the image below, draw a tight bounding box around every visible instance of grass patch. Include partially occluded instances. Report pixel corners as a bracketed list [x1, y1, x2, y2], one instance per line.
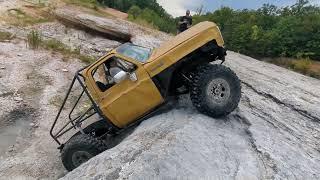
[26, 31, 96, 64]
[0, 31, 14, 42]
[63, 0, 114, 18]
[128, 16, 159, 30]
[35, 0, 47, 7]
[7, 8, 52, 27]
[289, 59, 312, 74]
[27, 30, 42, 49]
[65, 0, 99, 10]
[49, 95, 64, 107]
[44, 39, 70, 53]
[267, 57, 320, 79]
[42, 39, 96, 63]
[79, 54, 96, 64]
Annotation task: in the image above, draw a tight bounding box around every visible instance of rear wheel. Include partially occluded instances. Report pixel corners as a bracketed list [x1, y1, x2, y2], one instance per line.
[190, 64, 241, 117]
[61, 134, 107, 171]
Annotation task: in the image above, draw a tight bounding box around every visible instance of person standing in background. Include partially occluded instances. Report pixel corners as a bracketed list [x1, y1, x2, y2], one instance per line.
[178, 10, 193, 33]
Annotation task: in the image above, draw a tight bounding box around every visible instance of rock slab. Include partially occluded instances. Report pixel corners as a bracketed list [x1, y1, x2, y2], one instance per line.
[62, 52, 320, 180]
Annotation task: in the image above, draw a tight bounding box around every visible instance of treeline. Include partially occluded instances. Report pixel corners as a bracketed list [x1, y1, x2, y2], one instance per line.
[97, 0, 177, 32]
[97, 0, 319, 60]
[193, 0, 320, 60]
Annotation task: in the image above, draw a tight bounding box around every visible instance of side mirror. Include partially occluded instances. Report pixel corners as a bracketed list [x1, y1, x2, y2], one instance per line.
[129, 72, 138, 82]
[114, 70, 128, 84]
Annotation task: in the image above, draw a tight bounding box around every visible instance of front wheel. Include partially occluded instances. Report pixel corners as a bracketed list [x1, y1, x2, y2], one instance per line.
[190, 64, 241, 118]
[61, 134, 107, 171]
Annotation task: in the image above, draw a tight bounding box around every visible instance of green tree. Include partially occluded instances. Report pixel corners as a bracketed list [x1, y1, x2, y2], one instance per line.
[128, 5, 142, 19]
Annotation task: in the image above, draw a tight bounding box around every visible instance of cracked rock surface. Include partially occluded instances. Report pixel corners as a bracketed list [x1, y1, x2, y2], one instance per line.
[62, 52, 320, 180]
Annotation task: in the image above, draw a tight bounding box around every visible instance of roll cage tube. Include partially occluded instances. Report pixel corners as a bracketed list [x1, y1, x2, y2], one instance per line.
[50, 67, 119, 149]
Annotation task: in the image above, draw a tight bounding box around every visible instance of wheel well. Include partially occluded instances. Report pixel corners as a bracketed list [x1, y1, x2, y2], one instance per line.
[169, 40, 225, 93]
[69, 119, 110, 141]
[177, 40, 224, 72]
[152, 40, 225, 97]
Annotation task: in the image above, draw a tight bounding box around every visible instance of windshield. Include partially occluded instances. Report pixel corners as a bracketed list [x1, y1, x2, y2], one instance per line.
[116, 43, 152, 63]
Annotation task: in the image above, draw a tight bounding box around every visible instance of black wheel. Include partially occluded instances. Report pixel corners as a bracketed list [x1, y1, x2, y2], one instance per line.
[190, 64, 241, 118]
[61, 134, 107, 171]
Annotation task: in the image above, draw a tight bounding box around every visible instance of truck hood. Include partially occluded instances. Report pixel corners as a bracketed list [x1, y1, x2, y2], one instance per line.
[148, 21, 224, 62]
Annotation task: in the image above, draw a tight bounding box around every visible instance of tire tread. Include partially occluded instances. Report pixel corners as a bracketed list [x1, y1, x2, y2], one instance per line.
[190, 64, 241, 117]
[61, 134, 107, 171]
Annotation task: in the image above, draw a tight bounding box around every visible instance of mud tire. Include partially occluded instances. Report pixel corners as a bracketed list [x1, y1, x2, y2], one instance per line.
[190, 64, 241, 118]
[61, 134, 107, 171]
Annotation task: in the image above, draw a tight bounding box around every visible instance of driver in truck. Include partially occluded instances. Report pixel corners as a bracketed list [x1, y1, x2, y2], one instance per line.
[95, 59, 122, 92]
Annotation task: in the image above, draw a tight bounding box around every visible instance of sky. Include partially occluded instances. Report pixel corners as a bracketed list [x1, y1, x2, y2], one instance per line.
[157, 0, 320, 17]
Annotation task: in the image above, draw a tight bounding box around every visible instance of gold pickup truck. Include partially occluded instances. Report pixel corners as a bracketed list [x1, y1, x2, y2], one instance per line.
[50, 21, 241, 171]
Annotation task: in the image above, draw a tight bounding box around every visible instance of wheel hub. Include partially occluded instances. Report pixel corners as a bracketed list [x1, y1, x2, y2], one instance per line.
[72, 151, 93, 167]
[206, 78, 231, 105]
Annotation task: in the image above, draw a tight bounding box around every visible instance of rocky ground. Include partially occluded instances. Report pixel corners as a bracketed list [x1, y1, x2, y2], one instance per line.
[0, 0, 319, 180]
[0, 39, 85, 179]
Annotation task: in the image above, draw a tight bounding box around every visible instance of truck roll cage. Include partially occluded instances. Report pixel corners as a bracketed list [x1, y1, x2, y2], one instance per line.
[49, 67, 115, 148]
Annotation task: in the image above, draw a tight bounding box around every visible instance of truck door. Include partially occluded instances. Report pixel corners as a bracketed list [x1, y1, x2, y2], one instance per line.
[85, 54, 164, 128]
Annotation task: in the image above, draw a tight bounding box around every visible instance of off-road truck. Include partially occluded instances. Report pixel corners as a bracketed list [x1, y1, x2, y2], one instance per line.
[50, 21, 241, 171]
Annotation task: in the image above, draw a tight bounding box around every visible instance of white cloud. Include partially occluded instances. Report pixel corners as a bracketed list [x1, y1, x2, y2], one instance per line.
[158, 0, 320, 17]
[157, 0, 204, 17]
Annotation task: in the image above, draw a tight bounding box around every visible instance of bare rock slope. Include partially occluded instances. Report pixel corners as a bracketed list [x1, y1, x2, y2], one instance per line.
[62, 52, 320, 179]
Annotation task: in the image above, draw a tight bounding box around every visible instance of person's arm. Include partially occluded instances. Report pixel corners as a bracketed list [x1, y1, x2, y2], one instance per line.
[178, 16, 189, 25]
[178, 16, 184, 25]
[187, 17, 192, 28]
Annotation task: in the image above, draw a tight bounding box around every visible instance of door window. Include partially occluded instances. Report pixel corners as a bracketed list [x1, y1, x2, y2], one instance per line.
[91, 56, 136, 92]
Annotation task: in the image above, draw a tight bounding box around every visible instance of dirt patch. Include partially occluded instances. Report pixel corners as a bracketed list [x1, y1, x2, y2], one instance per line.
[0, 106, 35, 127]
[0, 30, 14, 41]
[19, 69, 53, 106]
[102, 7, 128, 19]
[0, 106, 37, 157]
